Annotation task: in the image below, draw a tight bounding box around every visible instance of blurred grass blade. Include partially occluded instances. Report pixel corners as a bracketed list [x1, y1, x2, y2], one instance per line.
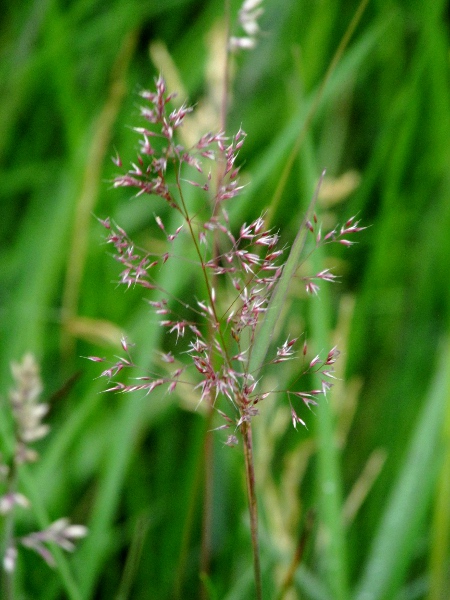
[61, 30, 137, 358]
[294, 565, 334, 600]
[427, 344, 450, 600]
[73, 228, 197, 598]
[267, 0, 370, 225]
[354, 340, 450, 600]
[310, 244, 349, 600]
[237, 14, 390, 217]
[299, 138, 349, 600]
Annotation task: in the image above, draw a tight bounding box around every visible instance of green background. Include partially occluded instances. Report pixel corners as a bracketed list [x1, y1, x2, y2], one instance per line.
[1, 0, 450, 598]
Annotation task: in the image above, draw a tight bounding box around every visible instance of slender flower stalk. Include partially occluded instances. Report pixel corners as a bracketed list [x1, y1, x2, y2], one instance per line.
[91, 7, 365, 600]
[241, 421, 262, 599]
[92, 64, 364, 597]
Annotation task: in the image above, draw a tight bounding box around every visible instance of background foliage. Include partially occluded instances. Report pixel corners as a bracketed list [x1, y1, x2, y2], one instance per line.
[1, 0, 450, 598]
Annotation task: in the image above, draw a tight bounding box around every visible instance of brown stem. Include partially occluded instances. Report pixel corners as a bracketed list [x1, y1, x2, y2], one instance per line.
[199, 403, 214, 599]
[241, 420, 263, 600]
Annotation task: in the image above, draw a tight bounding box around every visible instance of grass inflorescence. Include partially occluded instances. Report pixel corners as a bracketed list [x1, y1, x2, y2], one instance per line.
[1, 0, 450, 598]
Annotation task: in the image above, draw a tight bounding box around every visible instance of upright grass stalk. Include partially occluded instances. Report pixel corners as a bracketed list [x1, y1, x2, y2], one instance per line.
[200, 2, 264, 595]
[428, 363, 450, 599]
[178, 144, 264, 596]
[241, 421, 262, 599]
[90, 7, 364, 600]
[199, 411, 214, 597]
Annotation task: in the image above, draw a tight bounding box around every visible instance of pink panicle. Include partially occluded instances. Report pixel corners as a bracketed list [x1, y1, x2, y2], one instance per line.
[93, 75, 365, 440]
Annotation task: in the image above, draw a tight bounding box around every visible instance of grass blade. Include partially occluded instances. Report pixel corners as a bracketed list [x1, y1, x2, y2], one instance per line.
[354, 340, 450, 600]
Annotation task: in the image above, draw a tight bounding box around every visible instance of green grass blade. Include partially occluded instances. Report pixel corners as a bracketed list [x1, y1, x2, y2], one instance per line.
[72, 232, 199, 598]
[235, 15, 390, 216]
[299, 138, 349, 600]
[428, 393, 450, 600]
[354, 340, 450, 600]
[310, 248, 349, 600]
[294, 565, 334, 600]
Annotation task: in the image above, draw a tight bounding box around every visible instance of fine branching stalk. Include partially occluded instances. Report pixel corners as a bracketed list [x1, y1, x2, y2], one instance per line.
[90, 3, 365, 597]
[91, 74, 364, 596]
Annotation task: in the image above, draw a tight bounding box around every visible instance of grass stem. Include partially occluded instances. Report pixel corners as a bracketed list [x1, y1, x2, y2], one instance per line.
[241, 421, 262, 600]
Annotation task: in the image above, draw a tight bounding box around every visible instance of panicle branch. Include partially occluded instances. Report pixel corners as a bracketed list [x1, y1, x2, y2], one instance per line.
[96, 75, 365, 441]
[301, 213, 367, 295]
